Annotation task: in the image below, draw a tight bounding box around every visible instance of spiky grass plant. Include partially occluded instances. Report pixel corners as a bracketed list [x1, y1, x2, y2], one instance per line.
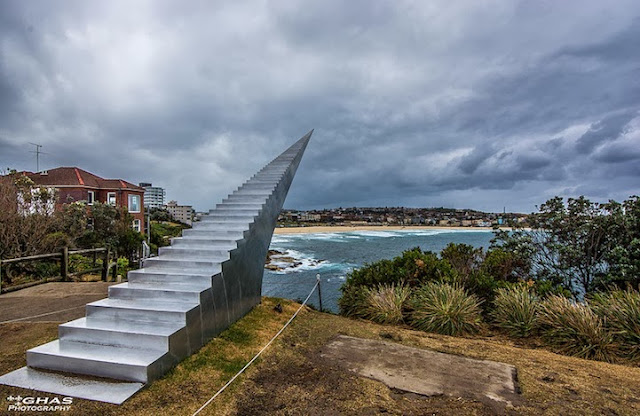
[408, 282, 483, 336]
[590, 289, 640, 361]
[538, 295, 615, 362]
[362, 283, 410, 325]
[338, 285, 369, 318]
[492, 286, 540, 337]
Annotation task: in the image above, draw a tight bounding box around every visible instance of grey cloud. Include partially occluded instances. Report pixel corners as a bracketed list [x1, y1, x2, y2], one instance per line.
[1, 1, 639, 213]
[575, 111, 637, 154]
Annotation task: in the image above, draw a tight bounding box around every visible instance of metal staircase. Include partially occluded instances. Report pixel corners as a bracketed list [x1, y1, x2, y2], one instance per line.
[0, 130, 312, 404]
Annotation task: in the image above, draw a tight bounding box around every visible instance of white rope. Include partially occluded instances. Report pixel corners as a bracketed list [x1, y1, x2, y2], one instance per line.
[0, 305, 85, 324]
[192, 281, 319, 416]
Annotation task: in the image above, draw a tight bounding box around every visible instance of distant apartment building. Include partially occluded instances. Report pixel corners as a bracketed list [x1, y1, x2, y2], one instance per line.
[139, 182, 166, 209]
[19, 167, 145, 233]
[165, 200, 194, 225]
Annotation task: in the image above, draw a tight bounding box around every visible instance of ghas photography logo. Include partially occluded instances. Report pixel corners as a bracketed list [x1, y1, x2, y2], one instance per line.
[6, 395, 73, 412]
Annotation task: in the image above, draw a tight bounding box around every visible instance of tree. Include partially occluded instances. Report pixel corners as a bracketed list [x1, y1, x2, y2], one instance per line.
[492, 196, 638, 297]
[0, 171, 59, 259]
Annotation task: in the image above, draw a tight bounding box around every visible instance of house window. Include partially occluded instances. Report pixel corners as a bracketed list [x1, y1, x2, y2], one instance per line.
[128, 194, 141, 213]
[87, 190, 95, 205]
[107, 192, 116, 205]
[132, 219, 141, 232]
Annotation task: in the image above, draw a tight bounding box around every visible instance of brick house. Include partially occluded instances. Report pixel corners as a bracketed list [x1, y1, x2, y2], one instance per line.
[22, 167, 145, 234]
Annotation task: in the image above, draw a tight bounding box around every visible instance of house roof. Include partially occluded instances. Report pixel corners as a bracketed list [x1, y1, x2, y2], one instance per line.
[23, 167, 143, 191]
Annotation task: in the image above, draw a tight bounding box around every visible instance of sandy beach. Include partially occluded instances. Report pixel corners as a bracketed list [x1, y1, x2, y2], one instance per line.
[273, 225, 495, 235]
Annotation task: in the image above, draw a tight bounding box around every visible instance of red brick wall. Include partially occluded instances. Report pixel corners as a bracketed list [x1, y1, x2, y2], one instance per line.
[54, 187, 145, 234]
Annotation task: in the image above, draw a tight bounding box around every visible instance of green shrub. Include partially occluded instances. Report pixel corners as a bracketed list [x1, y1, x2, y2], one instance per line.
[590, 288, 640, 360]
[492, 285, 539, 337]
[116, 257, 131, 275]
[362, 283, 410, 325]
[408, 282, 483, 336]
[538, 295, 615, 362]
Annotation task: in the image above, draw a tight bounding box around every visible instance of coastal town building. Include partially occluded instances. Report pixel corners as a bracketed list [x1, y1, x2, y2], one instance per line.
[165, 200, 194, 225]
[277, 207, 528, 228]
[18, 167, 145, 233]
[139, 182, 166, 209]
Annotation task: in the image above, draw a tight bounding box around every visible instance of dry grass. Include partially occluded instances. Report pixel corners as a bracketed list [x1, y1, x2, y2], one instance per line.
[1, 297, 640, 415]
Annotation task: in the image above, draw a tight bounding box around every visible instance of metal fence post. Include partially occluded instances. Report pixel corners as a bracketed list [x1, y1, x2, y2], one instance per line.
[316, 273, 323, 312]
[61, 247, 69, 281]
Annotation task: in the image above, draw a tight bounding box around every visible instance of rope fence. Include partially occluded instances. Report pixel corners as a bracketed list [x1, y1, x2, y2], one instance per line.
[192, 279, 320, 416]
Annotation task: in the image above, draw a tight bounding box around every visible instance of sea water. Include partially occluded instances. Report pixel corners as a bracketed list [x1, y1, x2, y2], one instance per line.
[263, 229, 495, 312]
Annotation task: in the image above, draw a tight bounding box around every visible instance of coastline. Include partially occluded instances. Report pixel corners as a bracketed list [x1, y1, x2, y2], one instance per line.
[273, 225, 497, 235]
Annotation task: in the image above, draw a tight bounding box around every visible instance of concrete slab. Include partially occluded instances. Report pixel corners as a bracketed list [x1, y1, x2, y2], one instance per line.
[0, 367, 143, 404]
[321, 335, 522, 409]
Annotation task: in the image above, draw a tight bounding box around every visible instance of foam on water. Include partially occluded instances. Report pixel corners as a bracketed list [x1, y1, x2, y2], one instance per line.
[268, 249, 338, 274]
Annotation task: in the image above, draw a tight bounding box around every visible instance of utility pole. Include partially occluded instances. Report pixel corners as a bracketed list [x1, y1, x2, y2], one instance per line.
[29, 143, 43, 172]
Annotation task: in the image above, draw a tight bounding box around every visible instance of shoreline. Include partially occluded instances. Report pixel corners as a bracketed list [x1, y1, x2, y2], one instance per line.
[273, 225, 498, 235]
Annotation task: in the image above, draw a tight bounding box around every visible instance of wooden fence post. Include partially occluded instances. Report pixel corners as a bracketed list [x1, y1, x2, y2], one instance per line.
[0, 260, 3, 294]
[61, 247, 69, 281]
[102, 248, 110, 282]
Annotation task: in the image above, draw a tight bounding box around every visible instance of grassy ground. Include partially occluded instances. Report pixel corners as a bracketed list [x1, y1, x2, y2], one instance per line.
[1, 297, 639, 415]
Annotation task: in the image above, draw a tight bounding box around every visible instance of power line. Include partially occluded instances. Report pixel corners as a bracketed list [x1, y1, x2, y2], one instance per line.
[29, 142, 45, 172]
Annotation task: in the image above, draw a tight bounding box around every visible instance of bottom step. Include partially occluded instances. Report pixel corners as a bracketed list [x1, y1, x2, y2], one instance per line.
[0, 367, 144, 404]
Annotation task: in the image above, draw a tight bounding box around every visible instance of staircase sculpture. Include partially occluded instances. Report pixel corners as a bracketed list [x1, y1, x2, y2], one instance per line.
[0, 130, 313, 404]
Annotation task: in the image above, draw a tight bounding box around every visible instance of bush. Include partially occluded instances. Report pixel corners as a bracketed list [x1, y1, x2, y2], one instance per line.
[340, 248, 456, 302]
[538, 295, 615, 362]
[362, 283, 410, 325]
[338, 285, 368, 318]
[492, 285, 539, 337]
[590, 288, 640, 360]
[116, 257, 131, 276]
[408, 282, 483, 336]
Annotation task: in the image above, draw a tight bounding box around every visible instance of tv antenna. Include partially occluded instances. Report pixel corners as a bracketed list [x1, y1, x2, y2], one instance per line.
[29, 143, 48, 172]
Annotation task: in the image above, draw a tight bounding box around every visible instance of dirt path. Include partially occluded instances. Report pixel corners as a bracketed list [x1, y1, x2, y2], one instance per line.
[0, 282, 113, 323]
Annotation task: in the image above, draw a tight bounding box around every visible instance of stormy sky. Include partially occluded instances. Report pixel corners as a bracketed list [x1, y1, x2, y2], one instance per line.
[1, 1, 639, 213]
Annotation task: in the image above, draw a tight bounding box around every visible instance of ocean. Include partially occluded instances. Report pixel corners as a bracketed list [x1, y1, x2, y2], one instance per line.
[262, 228, 495, 312]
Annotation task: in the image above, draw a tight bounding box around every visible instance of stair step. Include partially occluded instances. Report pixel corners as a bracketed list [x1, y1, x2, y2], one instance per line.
[27, 340, 169, 383]
[109, 282, 208, 303]
[143, 257, 227, 270]
[170, 237, 238, 247]
[158, 246, 232, 258]
[127, 268, 216, 285]
[86, 298, 200, 324]
[198, 215, 256, 222]
[59, 317, 185, 352]
[181, 229, 246, 238]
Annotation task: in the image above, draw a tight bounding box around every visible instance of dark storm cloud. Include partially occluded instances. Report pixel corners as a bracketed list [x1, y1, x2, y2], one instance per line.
[575, 112, 637, 155]
[0, 1, 639, 212]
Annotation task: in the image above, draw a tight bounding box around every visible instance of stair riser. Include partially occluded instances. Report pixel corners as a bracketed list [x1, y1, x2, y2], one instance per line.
[59, 326, 172, 352]
[213, 205, 263, 211]
[158, 248, 230, 258]
[86, 305, 196, 325]
[191, 223, 249, 231]
[170, 238, 237, 247]
[27, 351, 156, 383]
[223, 195, 271, 202]
[204, 212, 258, 218]
[143, 259, 225, 269]
[182, 229, 245, 238]
[238, 185, 276, 191]
[198, 216, 256, 222]
[232, 190, 273, 196]
[108, 286, 202, 303]
[127, 272, 213, 286]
